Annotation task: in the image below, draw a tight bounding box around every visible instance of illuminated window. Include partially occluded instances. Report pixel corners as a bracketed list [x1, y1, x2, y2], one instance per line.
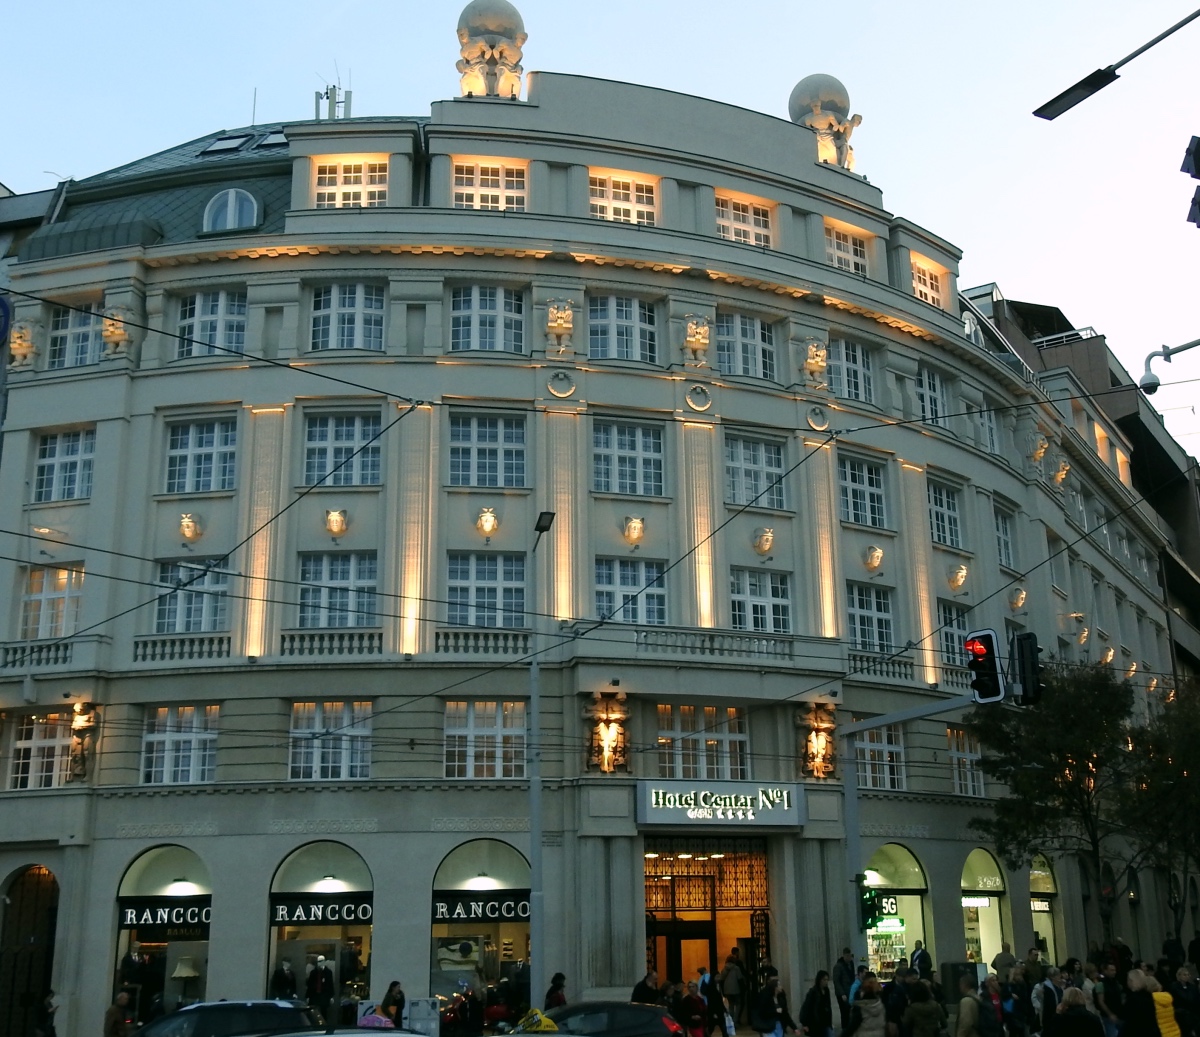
[142, 705, 219, 785]
[716, 195, 771, 247]
[839, 456, 886, 528]
[825, 225, 868, 274]
[828, 339, 873, 403]
[730, 569, 790, 634]
[657, 704, 748, 780]
[449, 416, 526, 488]
[595, 558, 666, 625]
[33, 429, 95, 503]
[165, 419, 237, 494]
[593, 422, 663, 496]
[715, 314, 775, 380]
[48, 304, 104, 369]
[155, 562, 229, 633]
[855, 723, 905, 791]
[846, 582, 893, 653]
[290, 701, 372, 780]
[298, 553, 378, 628]
[589, 172, 656, 225]
[916, 367, 947, 427]
[938, 601, 969, 666]
[928, 481, 962, 548]
[304, 414, 382, 486]
[450, 286, 524, 353]
[995, 508, 1015, 569]
[21, 565, 84, 641]
[947, 726, 985, 797]
[444, 700, 526, 779]
[725, 435, 785, 509]
[202, 189, 257, 232]
[315, 161, 388, 208]
[311, 284, 385, 351]
[453, 161, 526, 211]
[588, 296, 657, 364]
[177, 290, 247, 358]
[912, 262, 943, 307]
[448, 553, 526, 628]
[8, 714, 73, 790]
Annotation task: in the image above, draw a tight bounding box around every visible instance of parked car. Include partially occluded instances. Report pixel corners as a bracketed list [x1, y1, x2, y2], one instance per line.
[515, 1001, 684, 1037]
[132, 1000, 319, 1037]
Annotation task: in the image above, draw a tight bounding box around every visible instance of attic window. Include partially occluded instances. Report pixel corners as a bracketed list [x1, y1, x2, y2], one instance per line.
[258, 131, 288, 147]
[203, 136, 252, 154]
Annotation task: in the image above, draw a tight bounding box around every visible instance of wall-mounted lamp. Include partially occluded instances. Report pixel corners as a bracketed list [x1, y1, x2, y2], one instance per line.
[532, 511, 556, 554]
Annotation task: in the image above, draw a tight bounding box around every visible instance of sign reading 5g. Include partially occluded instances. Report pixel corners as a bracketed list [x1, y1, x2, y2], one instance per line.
[880, 895, 899, 916]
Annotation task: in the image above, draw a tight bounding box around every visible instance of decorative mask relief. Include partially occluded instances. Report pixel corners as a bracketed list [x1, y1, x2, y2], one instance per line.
[753, 528, 775, 556]
[948, 563, 969, 591]
[180, 514, 203, 542]
[864, 545, 884, 571]
[798, 702, 837, 779]
[1053, 459, 1072, 485]
[1010, 587, 1028, 611]
[585, 690, 629, 773]
[623, 516, 645, 545]
[8, 320, 41, 369]
[325, 510, 348, 536]
[101, 307, 135, 356]
[684, 316, 710, 364]
[546, 300, 574, 354]
[1029, 435, 1050, 463]
[476, 508, 500, 537]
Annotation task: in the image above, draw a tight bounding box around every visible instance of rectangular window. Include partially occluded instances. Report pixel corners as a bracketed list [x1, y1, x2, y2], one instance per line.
[21, 566, 84, 640]
[298, 553, 378, 628]
[447, 553, 526, 628]
[979, 405, 1000, 454]
[826, 226, 868, 274]
[595, 558, 667, 625]
[315, 161, 388, 207]
[715, 314, 776, 381]
[855, 723, 905, 791]
[827, 339, 873, 403]
[304, 414, 382, 486]
[177, 290, 247, 359]
[913, 262, 944, 307]
[444, 700, 526, 779]
[588, 296, 658, 364]
[8, 714, 73, 790]
[311, 284, 385, 351]
[289, 701, 372, 780]
[838, 456, 886, 528]
[450, 286, 524, 353]
[724, 435, 785, 509]
[916, 367, 947, 427]
[938, 601, 969, 667]
[995, 508, 1015, 569]
[730, 569, 791, 634]
[33, 429, 95, 503]
[449, 416, 526, 488]
[165, 419, 237, 494]
[47, 304, 104, 369]
[155, 562, 229, 633]
[947, 726, 985, 797]
[847, 582, 893, 653]
[589, 172, 657, 225]
[142, 705, 219, 785]
[716, 196, 772, 247]
[656, 704, 749, 780]
[453, 161, 527, 211]
[928, 481, 962, 548]
[1048, 534, 1067, 589]
[593, 422, 664, 496]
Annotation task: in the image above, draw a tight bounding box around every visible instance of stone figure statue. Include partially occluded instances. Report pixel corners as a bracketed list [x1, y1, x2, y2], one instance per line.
[8, 320, 41, 368]
[456, 0, 528, 98]
[788, 74, 863, 171]
[457, 33, 493, 97]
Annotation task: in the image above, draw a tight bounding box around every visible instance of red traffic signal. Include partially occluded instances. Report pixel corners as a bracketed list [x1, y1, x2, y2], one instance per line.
[964, 637, 989, 658]
[964, 628, 1006, 704]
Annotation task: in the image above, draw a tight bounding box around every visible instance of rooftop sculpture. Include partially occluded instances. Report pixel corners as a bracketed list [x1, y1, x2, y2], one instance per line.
[457, 0, 528, 99]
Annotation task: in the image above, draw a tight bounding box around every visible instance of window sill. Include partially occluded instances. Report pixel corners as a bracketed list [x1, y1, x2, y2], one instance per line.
[197, 225, 263, 240]
[581, 356, 664, 372]
[591, 491, 672, 504]
[445, 348, 528, 358]
[726, 502, 793, 518]
[306, 347, 391, 358]
[152, 490, 238, 503]
[25, 498, 93, 512]
[444, 485, 532, 495]
[931, 543, 973, 559]
[294, 483, 383, 493]
[839, 520, 895, 536]
[999, 564, 1022, 580]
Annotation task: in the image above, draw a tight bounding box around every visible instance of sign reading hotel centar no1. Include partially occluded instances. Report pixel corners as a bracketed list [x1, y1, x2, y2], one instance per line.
[636, 780, 805, 827]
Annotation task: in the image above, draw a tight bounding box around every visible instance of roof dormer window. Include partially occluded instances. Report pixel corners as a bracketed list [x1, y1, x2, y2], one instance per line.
[202, 135, 252, 154]
[203, 189, 258, 233]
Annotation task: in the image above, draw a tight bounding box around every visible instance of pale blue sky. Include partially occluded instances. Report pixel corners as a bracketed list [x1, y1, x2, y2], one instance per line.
[4, 0, 1198, 443]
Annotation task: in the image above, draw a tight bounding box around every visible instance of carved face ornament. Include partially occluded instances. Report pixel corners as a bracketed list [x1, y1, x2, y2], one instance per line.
[753, 528, 775, 556]
[325, 510, 348, 536]
[476, 508, 500, 536]
[623, 516, 645, 545]
[179, 514, 202, 542]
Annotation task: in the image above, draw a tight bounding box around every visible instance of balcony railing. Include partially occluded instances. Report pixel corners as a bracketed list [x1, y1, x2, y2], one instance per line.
[280, 631, 383, 657]
[1, 641, 73, 669]
[634, 628, 794, 659]
[434, 629, 531, 655]
[134, 634, 231, 663]
[848, 651, 915, 683]
[942, 665, 970, 691]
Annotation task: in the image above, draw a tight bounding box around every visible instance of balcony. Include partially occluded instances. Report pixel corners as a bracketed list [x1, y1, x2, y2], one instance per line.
[279, 631, 383, 657]
[434, 629, 531, 656]
[634, 628, 794, 660]
[133, 634, 232, 663]
[847, 651, 915, 684]
[942, 665, 970, 691]
[0, 635, 108, 672]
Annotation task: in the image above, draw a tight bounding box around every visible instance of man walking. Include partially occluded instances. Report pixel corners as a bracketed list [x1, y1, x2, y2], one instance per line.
[633, 971, 660, 1004]
[720, 953, 747, 1027]
[911, 942, 933, 982]
[834, 948, 857, 1028]
[104, 992, 132, 1037]
[991, 944, 1017, 985]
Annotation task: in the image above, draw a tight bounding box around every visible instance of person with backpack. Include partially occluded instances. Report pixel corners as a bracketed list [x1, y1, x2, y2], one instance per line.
[845, 974, 887, 1037]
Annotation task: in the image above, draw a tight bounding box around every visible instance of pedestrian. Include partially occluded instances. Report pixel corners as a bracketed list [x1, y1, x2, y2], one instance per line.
[682, 980, 710, 1037]
[1026, 950, 1047, 989]
[34, 989, 58, 1037]
[1054, 988, 1105, 1037]
[1165, 937, 1187, 976]
[835, 950, 858, 1028]
[1094, 963, 1125, 1037]
[1172, 967, 1199, 1037]
[800, 971, 836, 1037]
[957, 975, 985, 1037]
[912, 942, 934, 983]
[902, 981, 946, 1037]
[1041, 968, 1068, 1036]
[381, 981, 405, 1022]
[1148, 975, 1179, 1037]
[993, 945, 1019, 985]
[270, 958, 298, 1000]
[751, 974, 797, 1037]
[103, 992, 132, 1037]
[633, 971, 660, 1004]
[545, 973, 567, 1011]
[1120, 970, 1158, 1037]
[721, 953, 748, 1027]
[845, 974, 887, 1037]
[981, 975, 1005, 1036]
[850, 967, 869, 1007]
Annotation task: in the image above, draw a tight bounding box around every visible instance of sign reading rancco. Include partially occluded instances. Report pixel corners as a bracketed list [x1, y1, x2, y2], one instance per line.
[431, 888, 531, 923]
[118, 896, 212, 940]
[269, 893, 374, 924]
[636, 780, 805, 827]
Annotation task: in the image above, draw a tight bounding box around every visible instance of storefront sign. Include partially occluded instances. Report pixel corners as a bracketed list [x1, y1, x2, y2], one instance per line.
[1031, 898, 1052, 913]
[270, 893, 373, 924]
[961, 896, 992, 908]
[431, 889, 531, 922]
[118, 896, 212, 940]
[879, 895, 899, 916]
[873, 917, 905, 932]
[636, 780, 805, 828]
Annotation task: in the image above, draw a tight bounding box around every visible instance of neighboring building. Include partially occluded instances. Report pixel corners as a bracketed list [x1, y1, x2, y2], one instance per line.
[0, 4, 1193, 1035]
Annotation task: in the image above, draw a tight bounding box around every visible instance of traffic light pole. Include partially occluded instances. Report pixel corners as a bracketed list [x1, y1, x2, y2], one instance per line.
[839, 695, 974, 964]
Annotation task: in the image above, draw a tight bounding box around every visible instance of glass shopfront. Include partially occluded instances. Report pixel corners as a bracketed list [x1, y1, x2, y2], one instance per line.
[115, 846, 211, 1023]
[961, 849, 1006, 965]
[1029, 855, 1059, 964]
[863, 844, 928, 980]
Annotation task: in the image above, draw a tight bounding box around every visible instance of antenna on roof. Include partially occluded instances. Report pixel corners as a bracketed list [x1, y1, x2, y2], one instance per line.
[251, 87, 257, 126]
[314, 83, 352, 121]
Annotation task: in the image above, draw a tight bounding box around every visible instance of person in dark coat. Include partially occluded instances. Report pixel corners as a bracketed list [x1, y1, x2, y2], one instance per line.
[545, 973, 567, 1011]
[752, 975, 797, 1037]
[833, 951, 858, 1029]
[799, 972, 835, 1037]
[1120, 970, 1160, 1037]
[632, 972, 661, 1004]
[1171, 967, 1199, 1037]
[306, 957, 335, 1023]
[270, 959, 298, 1000]
[1054, 988, 1105, 1037]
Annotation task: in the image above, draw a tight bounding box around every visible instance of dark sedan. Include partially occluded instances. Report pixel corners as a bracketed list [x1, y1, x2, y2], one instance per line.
[520, 1001, 684, 1037]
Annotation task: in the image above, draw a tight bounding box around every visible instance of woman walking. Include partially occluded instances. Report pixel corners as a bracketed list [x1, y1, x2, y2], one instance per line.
[681, 980, 710, 1037]
[545, 973, 567, 1011]
[800, 972, 836, 1037]
[753, 974, 798, 1037]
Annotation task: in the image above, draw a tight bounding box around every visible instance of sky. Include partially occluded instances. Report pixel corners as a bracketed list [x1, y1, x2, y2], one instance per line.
[3, 0, 1198, 445]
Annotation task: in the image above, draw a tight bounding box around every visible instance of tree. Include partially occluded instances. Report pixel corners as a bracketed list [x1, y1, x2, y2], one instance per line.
[965, 663, 1138, 946]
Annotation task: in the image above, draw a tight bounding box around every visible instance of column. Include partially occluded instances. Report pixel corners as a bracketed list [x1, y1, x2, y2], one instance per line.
[430, 155, 452, 208]
[543, 410, 581, 621]
[805, 212, 827, 264]
[679, 421, 717, 628]
[529, 159, 552, 215]
[800, 436, 840, 638]
[658, 177, 679, 231]
[388, 150, 413, 208]
[237, 405, 289, 660]
[772, 204, 796, 258]
[394, 404, 435, 655]
[898, 460, 939, 685]
[694, 184, 718, 237]
[796, 840, 831, 980]
[290, 156, 310, 210]
[205, 840, 272, 1000]
[566, 164, 591, 219]
[887, 242, 914, 294]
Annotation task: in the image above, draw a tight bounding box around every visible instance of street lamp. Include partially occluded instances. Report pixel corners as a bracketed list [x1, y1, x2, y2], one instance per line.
[529, 510, 555, 1010]
[1033, 7, 1200, 119]
[1140, 337, 1200, 395]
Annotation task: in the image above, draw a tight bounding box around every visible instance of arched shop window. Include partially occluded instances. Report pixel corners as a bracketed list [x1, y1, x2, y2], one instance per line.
[431, 839, 530, 1014]
[116, 845, 212, 1023]
[269, 842, 373, 1022]
[863, 844, 929, 980]
[1029, 854, 1060, 964]
[961, 849, 1006, 966]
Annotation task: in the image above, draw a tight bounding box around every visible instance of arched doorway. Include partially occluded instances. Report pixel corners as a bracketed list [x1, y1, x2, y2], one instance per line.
[863, 844, 929, 980]
[961, 849, 1006, 965]
[269, 842, 373, 1023]
[0, 864, 59, 1037]
[432, 839, 531, 1015]
[1029, 855, 1060, 964]
[116, 845, 212, 1020]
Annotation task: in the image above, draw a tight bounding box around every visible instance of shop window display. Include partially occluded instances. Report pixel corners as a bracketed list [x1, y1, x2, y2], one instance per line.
[862, 843, 929, 981]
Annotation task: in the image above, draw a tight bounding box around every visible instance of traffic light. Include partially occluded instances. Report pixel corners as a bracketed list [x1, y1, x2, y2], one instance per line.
[964, 629, 1006, 704]
[1183, 136, 1200, 228]
[858, 883, 883, 931]
[1013, 632, 1046, 706]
